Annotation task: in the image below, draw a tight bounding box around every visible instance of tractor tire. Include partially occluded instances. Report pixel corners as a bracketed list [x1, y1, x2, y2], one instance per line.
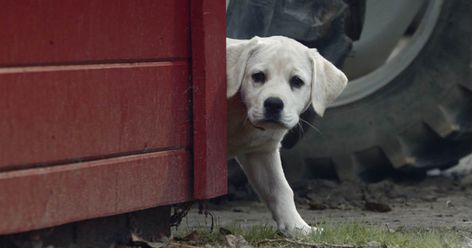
[281, 0, 472, 182]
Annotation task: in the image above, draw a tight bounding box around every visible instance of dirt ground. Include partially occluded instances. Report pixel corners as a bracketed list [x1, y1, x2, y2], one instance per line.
[181, 156, 472, 232]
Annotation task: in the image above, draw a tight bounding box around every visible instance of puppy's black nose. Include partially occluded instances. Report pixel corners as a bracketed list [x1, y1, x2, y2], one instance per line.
[264, 97, 284, 116]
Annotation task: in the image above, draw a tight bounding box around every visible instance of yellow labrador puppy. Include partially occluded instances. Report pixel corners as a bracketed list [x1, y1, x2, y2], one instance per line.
[226, 36, 347, 235]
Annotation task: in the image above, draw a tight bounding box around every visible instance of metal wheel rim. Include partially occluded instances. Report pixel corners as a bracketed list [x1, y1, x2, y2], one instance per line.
[332, 0, 443, 107]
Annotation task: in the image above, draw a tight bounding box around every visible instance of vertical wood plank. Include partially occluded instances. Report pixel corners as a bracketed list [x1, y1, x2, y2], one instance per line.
[191, 0, 228, 199]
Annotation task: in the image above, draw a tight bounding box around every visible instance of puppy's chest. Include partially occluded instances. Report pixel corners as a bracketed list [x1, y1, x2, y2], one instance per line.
[228, 118, 285, 158]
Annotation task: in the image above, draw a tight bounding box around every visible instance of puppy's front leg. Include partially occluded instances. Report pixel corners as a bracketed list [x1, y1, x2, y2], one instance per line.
[237, 150, 314, 235]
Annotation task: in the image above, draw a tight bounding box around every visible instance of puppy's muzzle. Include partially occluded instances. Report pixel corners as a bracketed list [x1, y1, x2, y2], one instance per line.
[263, 97, 284, 121]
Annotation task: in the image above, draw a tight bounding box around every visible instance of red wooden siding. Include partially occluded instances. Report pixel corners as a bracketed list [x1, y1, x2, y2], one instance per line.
[0, 0, 189, 66]
[0, 0, 227, 235]
[0, 150, 192, 235]
[0, 62, 190, 170]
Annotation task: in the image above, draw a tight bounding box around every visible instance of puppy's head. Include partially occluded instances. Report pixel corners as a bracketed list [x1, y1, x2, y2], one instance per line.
[227, 36, 347, 130]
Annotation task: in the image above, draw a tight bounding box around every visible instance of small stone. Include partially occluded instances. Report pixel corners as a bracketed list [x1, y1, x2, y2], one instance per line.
[224, 234, 251, 248]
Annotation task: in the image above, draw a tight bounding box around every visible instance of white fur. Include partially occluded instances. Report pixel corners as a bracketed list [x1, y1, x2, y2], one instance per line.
[226, 36, 347, 235]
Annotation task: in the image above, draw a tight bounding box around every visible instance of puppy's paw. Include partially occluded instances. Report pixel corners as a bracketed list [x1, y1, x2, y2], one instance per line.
[278, 221, 322, 237]
[310, 226, 324, 235]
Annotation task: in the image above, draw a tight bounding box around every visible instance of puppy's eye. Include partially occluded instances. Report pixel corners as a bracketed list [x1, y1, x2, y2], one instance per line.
[290, 76, 304, 89]
[252, 72, 266, 83]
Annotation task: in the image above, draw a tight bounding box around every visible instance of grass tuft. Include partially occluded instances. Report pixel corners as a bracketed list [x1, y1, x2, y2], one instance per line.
[174, 222, 467, 247]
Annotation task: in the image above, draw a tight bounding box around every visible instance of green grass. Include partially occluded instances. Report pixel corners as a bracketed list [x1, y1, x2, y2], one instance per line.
[174, 222, 468, 247]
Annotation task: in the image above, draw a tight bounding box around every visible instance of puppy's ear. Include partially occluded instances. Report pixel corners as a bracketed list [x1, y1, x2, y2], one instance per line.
[309, 49, 348, 117]
[226, 37, 260, 98]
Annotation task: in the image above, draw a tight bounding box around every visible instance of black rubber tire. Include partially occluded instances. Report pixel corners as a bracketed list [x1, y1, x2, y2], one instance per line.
[281, 0, 472, 182]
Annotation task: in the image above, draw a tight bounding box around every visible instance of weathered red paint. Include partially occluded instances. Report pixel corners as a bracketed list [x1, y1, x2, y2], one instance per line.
[0, 62, 190, 170]
[0, 150, 192, 235]
[0, 0, 190, 66]
[0, 0, 227, 235]
[191, 0, 228, 199]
